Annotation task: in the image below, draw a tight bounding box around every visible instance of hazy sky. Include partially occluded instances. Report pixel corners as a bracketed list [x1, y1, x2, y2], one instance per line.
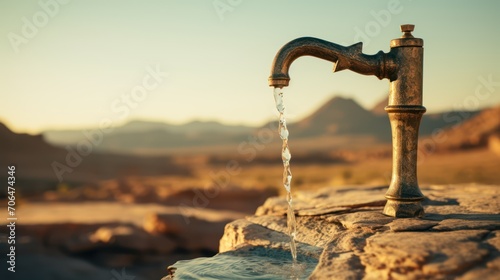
[1, 0, 499, 134]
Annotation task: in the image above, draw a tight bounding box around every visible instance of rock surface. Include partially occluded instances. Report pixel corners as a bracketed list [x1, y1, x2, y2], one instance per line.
[213, 184, 500, 279]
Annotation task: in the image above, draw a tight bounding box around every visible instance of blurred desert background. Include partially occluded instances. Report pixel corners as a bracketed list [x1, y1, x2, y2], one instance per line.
[1, 94, 499, 279]
[1, 1, 500, 280]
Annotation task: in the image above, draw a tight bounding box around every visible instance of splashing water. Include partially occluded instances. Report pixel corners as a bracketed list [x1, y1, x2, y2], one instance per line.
[169, 246, 316, 279]
[273, 87, 298, 265]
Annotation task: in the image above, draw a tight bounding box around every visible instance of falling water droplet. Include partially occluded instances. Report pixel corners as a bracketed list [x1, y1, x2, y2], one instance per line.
[282, 145, 291, 163]
[279, 126, 289, 140]
[274, 87, 285, 113]
[283, 165, 292, 192]
[279, 118, 289, 140]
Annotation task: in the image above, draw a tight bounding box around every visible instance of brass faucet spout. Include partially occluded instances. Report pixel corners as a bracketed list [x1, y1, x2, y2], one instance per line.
[268, 37, 391, 88]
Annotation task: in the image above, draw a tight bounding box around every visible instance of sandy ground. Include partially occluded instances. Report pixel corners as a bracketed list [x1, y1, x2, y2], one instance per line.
[1, 202, 246, 226]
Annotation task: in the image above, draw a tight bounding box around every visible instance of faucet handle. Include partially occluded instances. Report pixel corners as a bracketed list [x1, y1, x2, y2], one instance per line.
[391, 24, 422, 47]
[400, 24, 415, 38]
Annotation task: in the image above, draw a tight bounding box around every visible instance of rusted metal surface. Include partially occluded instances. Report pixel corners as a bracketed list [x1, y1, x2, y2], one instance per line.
[269, 25, 425, 218]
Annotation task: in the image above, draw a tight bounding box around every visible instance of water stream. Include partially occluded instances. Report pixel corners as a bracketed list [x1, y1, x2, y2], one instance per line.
[164, 88, 315, 279]
[273, 87, 298, 266]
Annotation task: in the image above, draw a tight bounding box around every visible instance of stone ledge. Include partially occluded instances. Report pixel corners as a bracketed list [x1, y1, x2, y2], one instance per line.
[218, 184, 500, 279]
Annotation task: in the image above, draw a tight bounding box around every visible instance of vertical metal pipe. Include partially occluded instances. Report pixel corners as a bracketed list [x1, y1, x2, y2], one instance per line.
[383, 25, 426, 217]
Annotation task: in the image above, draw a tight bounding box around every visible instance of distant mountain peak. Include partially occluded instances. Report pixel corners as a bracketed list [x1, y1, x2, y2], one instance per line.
[0, 122, 54, 151]
[303, 95, 368, 121]
[185, 120, 220, 125]
[291, 95, 383, 137]
[125, 119, 166, 126]
[371, 96, 389, 115]
[0, 122, 11, 134]
[323, 96, 359, 107]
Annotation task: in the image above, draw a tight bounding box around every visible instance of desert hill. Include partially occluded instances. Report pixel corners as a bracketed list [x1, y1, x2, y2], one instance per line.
[0, 124, 190, 196]
[43, 120, 254, 146]
[426, 105, 500, 152]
